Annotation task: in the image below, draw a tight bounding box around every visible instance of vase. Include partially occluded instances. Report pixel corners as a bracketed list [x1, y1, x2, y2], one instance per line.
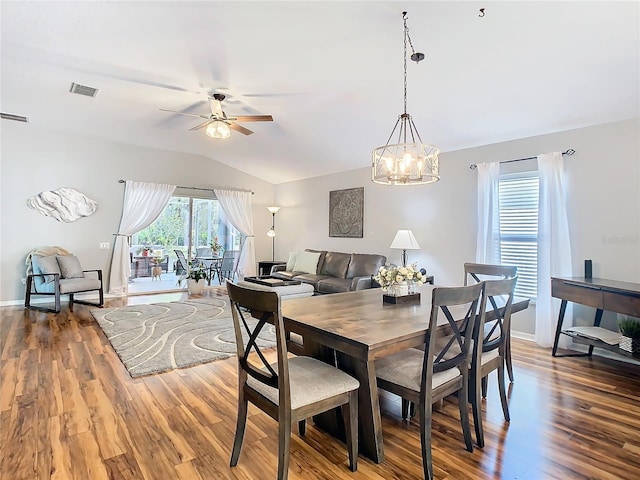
[619, 335, 640, 354]
[187, 278, 206, 295]
[387, 281, 409, 297]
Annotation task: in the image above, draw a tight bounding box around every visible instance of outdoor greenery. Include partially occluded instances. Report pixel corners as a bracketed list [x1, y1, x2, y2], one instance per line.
[134, 197, 241, 266]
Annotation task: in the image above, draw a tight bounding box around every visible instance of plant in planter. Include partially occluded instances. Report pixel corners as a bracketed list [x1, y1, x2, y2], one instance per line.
[618, 317, 640, 353]
[210, 236, 224, 255]
[178, 260, 210, 295]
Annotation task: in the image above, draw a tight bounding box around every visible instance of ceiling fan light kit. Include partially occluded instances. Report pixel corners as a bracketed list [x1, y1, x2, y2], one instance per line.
[160, 93, 273, 139]
[372, 11, 440, 186]
[205, 120, 231, 139]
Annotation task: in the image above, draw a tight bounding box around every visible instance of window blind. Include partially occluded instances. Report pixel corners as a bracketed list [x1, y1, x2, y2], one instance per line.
[498, 175, 539, 299]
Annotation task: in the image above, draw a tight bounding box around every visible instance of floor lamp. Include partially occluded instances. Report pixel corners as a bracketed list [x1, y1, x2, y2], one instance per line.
[266, 206, 280, 261]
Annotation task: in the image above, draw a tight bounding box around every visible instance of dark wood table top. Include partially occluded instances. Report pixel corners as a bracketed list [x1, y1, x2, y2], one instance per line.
[552, 276, 640, 295]
[282, 285, 529, 361]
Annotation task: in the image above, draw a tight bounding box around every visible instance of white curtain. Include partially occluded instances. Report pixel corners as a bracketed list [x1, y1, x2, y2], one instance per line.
[108, 181, 176, 294]
[536, 152, 573, 347]
[214, 189, 256, 278]
[475, 162, 502, 264]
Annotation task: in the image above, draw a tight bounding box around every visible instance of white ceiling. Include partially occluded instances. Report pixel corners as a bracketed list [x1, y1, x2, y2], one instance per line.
[2, 1, 638, 184]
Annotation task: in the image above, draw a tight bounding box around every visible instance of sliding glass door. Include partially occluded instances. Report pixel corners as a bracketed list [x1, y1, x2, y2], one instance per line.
[130, 195, 239, 291]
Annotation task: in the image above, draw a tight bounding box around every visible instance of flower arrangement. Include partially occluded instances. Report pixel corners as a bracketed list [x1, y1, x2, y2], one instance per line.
[374, 263, 427, 291]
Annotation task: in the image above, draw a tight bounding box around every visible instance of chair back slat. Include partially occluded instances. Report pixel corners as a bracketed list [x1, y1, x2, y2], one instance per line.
[464, 263, 517, 286]
[423, 283, 485, 386]
[478, 277, 517, 353]
[226, 282, 290, 401]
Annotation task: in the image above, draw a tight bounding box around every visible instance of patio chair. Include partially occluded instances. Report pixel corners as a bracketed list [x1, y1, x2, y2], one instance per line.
[174, 250, 189, 275]
[218, 250, 238, 282]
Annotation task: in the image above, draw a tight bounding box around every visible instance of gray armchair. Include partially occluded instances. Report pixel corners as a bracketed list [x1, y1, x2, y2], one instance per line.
[25, 247, 104, 313]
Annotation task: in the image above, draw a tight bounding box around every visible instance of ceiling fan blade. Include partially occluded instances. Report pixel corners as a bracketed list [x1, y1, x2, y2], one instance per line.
[229, 123, 254, 136]
[189, 120, 213, 131]
[159, 109, 211, 120]
[232, 115, 274, 122]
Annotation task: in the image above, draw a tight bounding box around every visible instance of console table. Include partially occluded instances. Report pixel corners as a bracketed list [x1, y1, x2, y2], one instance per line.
[551, 277, 640, 358]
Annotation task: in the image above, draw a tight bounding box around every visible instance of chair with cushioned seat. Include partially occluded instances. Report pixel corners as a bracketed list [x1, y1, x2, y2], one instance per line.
[25, 247, 104, 313]
[468, 276, 517, 447]
[374, 282, 485, 480]
[464, 263, 518, 382]
[226, 282, 359, 480]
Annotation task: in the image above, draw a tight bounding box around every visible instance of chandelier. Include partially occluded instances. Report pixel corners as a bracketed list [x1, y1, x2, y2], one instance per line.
[372, 12, 440, 186]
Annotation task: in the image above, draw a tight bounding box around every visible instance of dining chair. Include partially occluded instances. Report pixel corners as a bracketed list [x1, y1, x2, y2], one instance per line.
[468, 276, 517, 448]
[374, 282, 485, 480]
[218, 250, 238, 282]
[226, 282, 359, 480]
[464, 263, 518, 382]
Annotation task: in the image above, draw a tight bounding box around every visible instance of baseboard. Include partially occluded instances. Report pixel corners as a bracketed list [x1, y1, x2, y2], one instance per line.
[1, 292, 114, 307]
[511, 331, 535, 342]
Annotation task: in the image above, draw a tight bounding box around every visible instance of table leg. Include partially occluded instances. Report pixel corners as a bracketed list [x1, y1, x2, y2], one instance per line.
[552, 299, 592, 358]
[336, 352, 384, 463]
[302, 340, 384, 463]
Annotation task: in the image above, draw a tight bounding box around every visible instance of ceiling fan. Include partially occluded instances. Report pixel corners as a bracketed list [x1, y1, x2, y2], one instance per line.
[159, 93, 273, 138]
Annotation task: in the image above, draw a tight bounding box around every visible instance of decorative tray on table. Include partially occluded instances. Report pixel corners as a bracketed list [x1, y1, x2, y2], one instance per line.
[244, 276, 302, 287]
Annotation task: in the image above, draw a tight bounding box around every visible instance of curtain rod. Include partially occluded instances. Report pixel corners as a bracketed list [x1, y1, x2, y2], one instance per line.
[117, 179, 254, 194]
[469, 149, 575, 170]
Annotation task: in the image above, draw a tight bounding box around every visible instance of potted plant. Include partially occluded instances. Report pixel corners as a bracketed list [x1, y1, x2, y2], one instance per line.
[211, 237, 224, 256]
[618, 317, 640, 353]
[178, 260, 210, 295]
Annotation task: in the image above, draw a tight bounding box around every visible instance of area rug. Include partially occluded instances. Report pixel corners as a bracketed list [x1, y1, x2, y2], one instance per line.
[91, 295, 276, 377]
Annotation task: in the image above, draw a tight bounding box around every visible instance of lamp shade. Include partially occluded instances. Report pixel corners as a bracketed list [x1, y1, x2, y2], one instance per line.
[266, 206, 281, 214]
[205, 121, 231, 139]
[390, 230, 421, 250]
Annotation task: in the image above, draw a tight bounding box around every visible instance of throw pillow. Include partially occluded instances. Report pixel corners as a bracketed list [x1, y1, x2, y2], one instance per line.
[293, 251, 321, 275]
[33, 255, 61, 284]
[56, 255, 85, 279]
[286, 252, 297, 272]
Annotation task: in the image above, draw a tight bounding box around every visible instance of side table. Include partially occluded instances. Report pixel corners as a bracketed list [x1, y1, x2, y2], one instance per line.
[257, 260, 287, 276]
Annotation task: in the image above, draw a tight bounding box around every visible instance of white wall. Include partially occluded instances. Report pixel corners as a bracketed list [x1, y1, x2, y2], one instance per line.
[0, 124, 276, 303]
[274, 118, 640, 335]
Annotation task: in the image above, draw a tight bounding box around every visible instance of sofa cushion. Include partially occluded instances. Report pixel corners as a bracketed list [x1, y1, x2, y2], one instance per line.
[33, 255, 61, 284]
[305, 249, 327, 273]
[320, 251, 351, 278]
[56, 254, 85, 279]
[293, 251, 321, 274]
[317, 277, 353, 294]
[37, 278, 101, 294]
[286, 253, 297, 271]
[347, 253, 387, 279]
[293, 273, 332, 289]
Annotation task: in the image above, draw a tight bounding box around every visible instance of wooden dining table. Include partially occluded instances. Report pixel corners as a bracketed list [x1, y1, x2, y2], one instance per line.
[281, 284, 530, 463]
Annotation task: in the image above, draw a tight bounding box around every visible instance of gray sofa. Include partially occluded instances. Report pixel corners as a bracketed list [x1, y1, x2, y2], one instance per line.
[272, 249, 386, 294]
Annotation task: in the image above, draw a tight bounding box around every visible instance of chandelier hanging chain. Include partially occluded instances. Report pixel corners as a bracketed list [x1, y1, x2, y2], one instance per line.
[403, 13, 409, 115]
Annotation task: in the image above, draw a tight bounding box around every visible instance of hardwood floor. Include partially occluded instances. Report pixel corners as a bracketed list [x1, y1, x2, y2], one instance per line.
[2, 292, 639, 479]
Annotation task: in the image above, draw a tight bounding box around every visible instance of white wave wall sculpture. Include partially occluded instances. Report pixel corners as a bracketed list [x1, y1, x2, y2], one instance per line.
[26, 188, 98, 222]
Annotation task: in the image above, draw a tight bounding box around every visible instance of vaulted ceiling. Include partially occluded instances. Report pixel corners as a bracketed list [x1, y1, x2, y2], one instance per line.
[2, 1, 638, 184]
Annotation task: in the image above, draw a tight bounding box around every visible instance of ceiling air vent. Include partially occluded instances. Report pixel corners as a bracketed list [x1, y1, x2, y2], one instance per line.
[1, 113, 28, 123]
[69, 82, 99, 98]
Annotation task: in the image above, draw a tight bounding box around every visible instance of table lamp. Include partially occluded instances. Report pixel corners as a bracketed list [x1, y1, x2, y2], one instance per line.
[390, 229, 420, 267]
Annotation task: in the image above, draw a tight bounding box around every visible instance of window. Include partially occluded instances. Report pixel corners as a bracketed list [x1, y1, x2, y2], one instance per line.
[498, 173, 539, 299]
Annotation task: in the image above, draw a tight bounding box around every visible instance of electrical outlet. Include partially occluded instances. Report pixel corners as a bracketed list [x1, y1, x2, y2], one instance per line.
[21, 277, 26, 285]
[99, 242, 110, 249]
